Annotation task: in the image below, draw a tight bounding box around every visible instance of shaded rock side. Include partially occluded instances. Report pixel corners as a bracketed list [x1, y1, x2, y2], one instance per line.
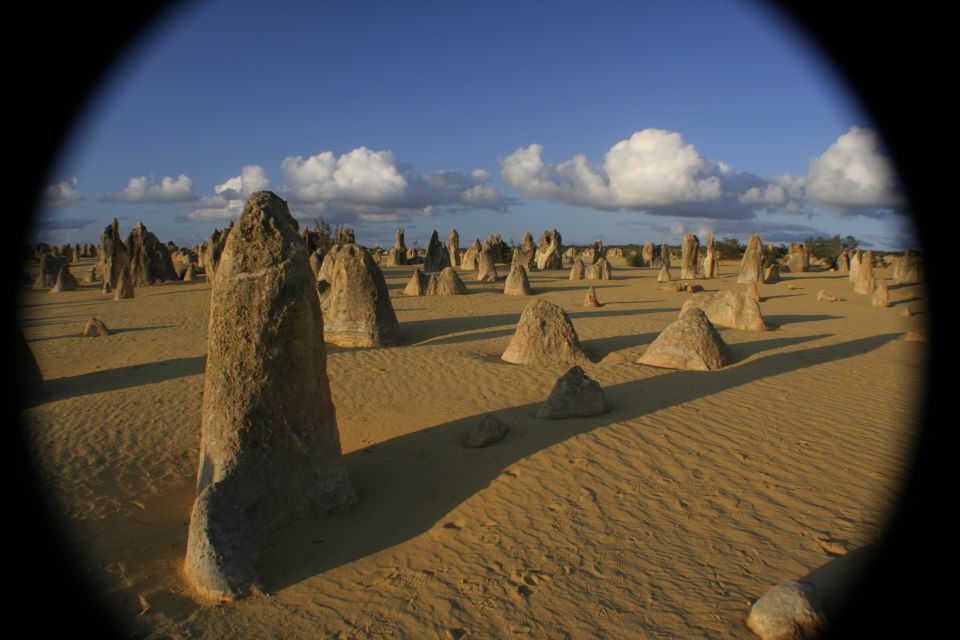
[746, 580, 827, 640]
[637, 308, 731, 371]
[49, 265, 79, 292]
[127, 222, 179, 285]
[501, 299, 591, 366]
[423, 230, 452, 272]
[184, 191, 356, 601]
[893, 248, 921, 284]
[681, 290, 766, 331]
[569, 259, 586, 281]
[583, 287, 600, 307]
[477, 243, 499, 281]
[503, 264, 532, 295]
[680, 233, 700, 279]
[535, 229, 563, 270]
[586, 257, 612, 280]
[703, 233, 719, 278]
[316, 242, 399, 347]
[763, 264, 781, 284]
[447, 228, 460, 267]
[852, 250, 875, 294]
[114, 266, 135, 300]
[460, 239, 481, 271]
[463, 414, 509, 448]
[535, 366, 611, 419]
[81, 317, 110, 337]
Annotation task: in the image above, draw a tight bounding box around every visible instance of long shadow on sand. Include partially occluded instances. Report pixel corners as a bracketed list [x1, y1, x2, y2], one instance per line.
[30, 356, 207, 407]
[258, 332, 901, 591]
[764, 314, 842, 328]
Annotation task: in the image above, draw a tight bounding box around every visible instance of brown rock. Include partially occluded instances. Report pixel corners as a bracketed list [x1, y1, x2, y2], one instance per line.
[763, 263, 781, 284]
[872, 280, 891, 307]
[114, 265, 135, 300]
[583, 287, 600, 307]
[477, 242, 499, 281]
[817, 290, 844, 303]
[535, 229, 563, 269]
[535, 366, 611, 419]
[403, 267, 467, 296]
[513, 232, 538, 270]
[81, 318, 110, 337]
[904, 329, 927, 342]
[737, 233, 764, 284]
[852, 250, 875, 294]
[127, 222, 179, 285]
[315, 243, 399, 347]
[569, 258, 586, 281]
[746, 580, 827, 640]
[785, 243, 808, 273]
[423, 230, 451, 272]
[49, 265, 79, 292]
[702, 233, 719, 278]
[900, 305, 913, 317]
[586, 257, 612, 280]
[501, 299, 590, 366]
[681, 290, 766, 331]
[184, 191, 355, 601]
[460, 239, 481, 271]
[637, 308, 731, 371]
[642, 241, 655, 267]
[657, 263, 672, 282]
[447, 228, 460, 267]
[681, 233, 700, 279]
[463, 414, 509, 448]
[893, 248, 921, 284]
[504, 264, 532, 296]
[100, 218, 128, 289]
[745, 280, 760, 303]
[183, 263, 197, 282]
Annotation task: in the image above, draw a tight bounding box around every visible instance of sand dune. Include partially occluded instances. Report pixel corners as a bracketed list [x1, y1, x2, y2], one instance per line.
[19, 257, 926, 638]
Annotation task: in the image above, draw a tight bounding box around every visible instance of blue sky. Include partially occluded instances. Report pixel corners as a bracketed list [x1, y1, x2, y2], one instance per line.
[35, 0, 916, 251]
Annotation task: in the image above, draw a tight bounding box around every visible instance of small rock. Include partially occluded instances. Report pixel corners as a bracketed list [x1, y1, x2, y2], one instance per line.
[904, 329, 927, 342]
[463, 415, 509, 448]
[747, 580, 827, 640]
[81, 318, 110, 337]
[536, 366, 611, 419]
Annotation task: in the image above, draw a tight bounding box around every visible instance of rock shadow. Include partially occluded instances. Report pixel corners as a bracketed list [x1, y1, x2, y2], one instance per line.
[258, 332, 901, 591]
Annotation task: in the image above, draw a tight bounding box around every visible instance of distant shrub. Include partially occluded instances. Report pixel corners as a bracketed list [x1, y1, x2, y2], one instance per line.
[714, 237, 744, 260]
[625, 252, 644, 267]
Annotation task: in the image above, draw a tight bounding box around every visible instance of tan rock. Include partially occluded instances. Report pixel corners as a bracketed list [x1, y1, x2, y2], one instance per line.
[681, 233, 700, 279]
[642, 241, 655, 266]
[872, 280, 890, 307]
[423, 230, 451, 272]
[447, 228, 460, 267]
[900, 305, 913, 317]
[503, 264, 532, 296]
[737, 233, 764, 284]
[703, 233, 719, 278]
[535, 229, 563, 269]
[817, 290, 844, 303]
[905, 329, 927, 342]
[49, 265, 79, 292]
[513, 232, 537, 270]
[763, 264, 780, 284]
[893, 248, 921, 284]
[583, 287, 600, 307]
[746, 280, 760, 303]
[681, 290, 766, 331]
[638, 308, 731, 371]
[403, 267, 467, 296]
[114, 265, 135, 300]
[852, 250, 875, 294]
[81, 317, 110, 337]
[746, 580, 827, 640]
[535, 366, 611, 419]
[569, 258, 586, 281]
[657, 263, 672, 282]
[586, 257, 612, 280]
[477, 242, 499, 281]
[460, 239, 481, 271]
[785, 243, 808, 273]
[501, 299, 590, 366]
[184, 191, 355, 601]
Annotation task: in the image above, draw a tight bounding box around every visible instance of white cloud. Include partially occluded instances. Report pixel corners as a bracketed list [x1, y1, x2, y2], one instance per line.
[804, 126, 902, 208]
[499, 129, 724, 209]
[214, 165, 270, 200]
[104, 174, 195, 203]
[44, 177, 84, 206]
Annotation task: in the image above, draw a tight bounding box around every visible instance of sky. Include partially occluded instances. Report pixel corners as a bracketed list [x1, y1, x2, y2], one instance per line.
[34, 0, 917, 251]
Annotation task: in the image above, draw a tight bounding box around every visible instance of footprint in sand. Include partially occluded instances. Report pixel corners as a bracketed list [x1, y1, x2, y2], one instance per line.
[508, 569, 553, 598]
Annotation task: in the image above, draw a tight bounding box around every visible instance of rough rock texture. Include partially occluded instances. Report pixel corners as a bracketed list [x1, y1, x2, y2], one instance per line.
[200, 225, 231, 286]
[642, 242, 655, 267]
[535, 229, 563, 270]
[586, 257, 612, 280]
[315, 243, 399, 347]
[681, 291, 767, 331]
[81, 317, 110, 337]
[512, 232, 537, 270]
[487, 233, 507, 263]
[703, 233, 719, 279]
[583, 287, 600, 307]
[114, 266, 135, 300]
[477, 242, 499, 281]
[849, 250, 861, 283]
[34, 253, 63, 289]
[460, 239, 481, 271]
[681, 234, 700, 280]
[100, 218, 128, 290]
[463, 415, 510, 448]
[403, 267, 467, 296]
[836, 252, 850, 272]
[637, 308, 731, 371]
[657, 263, 672, 282]
[893, 248, 921, 284]
[746, 280, 760, 303]
[738, 234, 764, 284]
[183, 263, 197, 282]
[308, 250, 324, 279]
[184, 191, 356, 602]
[501, 299, 591, 366]
[660, 243, 672, 270]
[503, 264, 532, 296]
[569, 259, 586, 281]
[535, 366, 611, 419]
[817, 290, 844, 303]
[852, 250, 875, 294]
[785, 243, 808, 273]
[385, 228, 407, 266]
[763, 264, 781, 284]
[872, 280, 891, 307]
[49, 265, 79, 292]
[447, 228, 460, 267]
[127, 222, 179, 285]
[423, 230, 451, 272]
[746, 580, 827, 640]
[83, 266, 98, 284]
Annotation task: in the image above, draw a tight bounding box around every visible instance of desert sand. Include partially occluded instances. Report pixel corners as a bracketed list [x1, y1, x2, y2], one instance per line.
[18, 255, 927, 638]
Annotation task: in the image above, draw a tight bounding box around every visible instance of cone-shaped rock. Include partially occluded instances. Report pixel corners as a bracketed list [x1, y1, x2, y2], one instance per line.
[423, 230, 451, 272]
[183, 263, 197, 282]
[477, 242, 499, 281]
[127, 222, 179, 285]
[638, 308, 731, 371]
[681, 290, 766, 331]
[583, 287, 600, 307]
[49, 265, 79, 292]
[703, 233, 719, 278]
[569, 259, 586, 281]
[504, 264, 531, 296]
[461, 239, 481, 271]
[501, 299, 590, 366]
[680, 234, 700, 279]
[403, 268, 429, 296]
[657, 263, 672, 282]
[34, 253, 64, 289]
[535, 229, 563, 269]
[737, 234, 764, 284]
[586, 257, 612, 280]
[184, 191, 356, 601]
[81, 317, 110, 337]
[403, 267, 467, 296]
[849, 250, 861, 282]
[746, 580, 827, 640]
[872, 280, 891, 307]
[852, 250, 875, 294]
[535, 366, 611, 419]
[100, 218, 128, 289]
[114, 265, 135, 300]
[315, 243, 399, 347]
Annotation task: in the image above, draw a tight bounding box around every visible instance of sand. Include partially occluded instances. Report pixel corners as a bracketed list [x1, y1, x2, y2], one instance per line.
[18, 257, 927, 638]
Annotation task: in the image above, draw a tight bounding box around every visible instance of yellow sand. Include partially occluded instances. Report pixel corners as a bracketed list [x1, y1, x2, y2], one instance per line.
[19, 257, 927, 638]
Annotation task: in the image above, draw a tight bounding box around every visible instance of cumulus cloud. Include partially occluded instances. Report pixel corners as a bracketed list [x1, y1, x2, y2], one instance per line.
[500, 126, 905, 220]
[280, 146, 508, 215]
[500, 129, 725, 210]
[44, 177, 84, 206]
[102, 174, 195, 203]
[182, 165, 270, 222]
